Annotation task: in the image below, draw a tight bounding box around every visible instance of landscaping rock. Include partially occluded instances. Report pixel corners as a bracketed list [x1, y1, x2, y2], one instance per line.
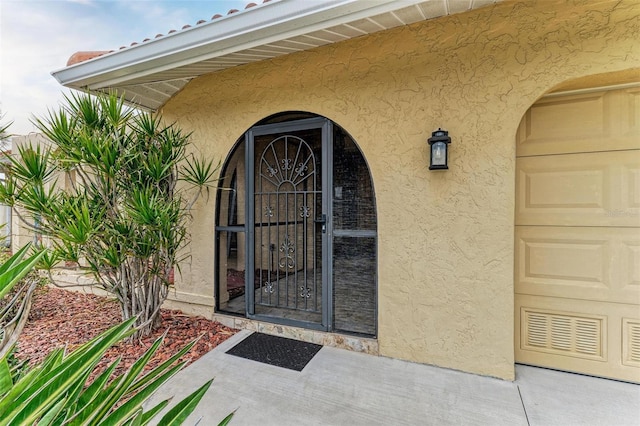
[16, 287, 236, 378]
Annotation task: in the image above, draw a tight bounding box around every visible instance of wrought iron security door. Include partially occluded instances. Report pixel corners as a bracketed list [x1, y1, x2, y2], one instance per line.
[246, 118, 331, 329]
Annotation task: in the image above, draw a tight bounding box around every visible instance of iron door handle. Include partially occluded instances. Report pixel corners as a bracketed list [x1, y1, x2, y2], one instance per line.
[314, 214, 327, 233]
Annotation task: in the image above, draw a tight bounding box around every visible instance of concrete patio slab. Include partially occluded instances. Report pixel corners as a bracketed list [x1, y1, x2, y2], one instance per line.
[147, 330, 640, 425]
[516, 364, 640, 426]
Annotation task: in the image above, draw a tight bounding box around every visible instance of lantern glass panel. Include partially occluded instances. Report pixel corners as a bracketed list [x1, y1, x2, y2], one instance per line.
[431, 141, 447, 166]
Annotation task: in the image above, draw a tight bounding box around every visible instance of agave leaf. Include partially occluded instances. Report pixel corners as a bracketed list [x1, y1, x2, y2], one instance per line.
[36, 347, 65, 376]
[0, 245, 44, 360]
[84, 332, 165, 424]
[0, 244, 31, 279]
[0, 349, 61, 419]
[64, 357, 121, 425]
[56, 360, 96, 419]
[128, 339, 196, 394]
[37, 397, 67, 426]
[0, 278, 39, 360]
[122, 409, 144, 426]
[156, 379, 213, 426]
[0, 254, 43, 299]
[75, 357, 121, 408]
[99, 362, 186, 425]
[217, 411, 236, 426]
[67, 375, 126, 426]
[0, 358, 12, 396]
[139, 399, 170, 425]
[0, 318, 136, 425]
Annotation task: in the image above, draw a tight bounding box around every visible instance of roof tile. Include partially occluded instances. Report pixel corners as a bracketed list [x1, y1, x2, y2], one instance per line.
[66, 51, 112, 66]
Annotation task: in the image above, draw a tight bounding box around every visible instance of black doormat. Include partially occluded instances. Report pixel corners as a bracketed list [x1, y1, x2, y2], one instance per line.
[226, 332, 322, 371]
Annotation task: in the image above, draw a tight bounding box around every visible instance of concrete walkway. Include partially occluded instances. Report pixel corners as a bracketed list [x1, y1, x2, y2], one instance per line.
[148, 330, 640, 425]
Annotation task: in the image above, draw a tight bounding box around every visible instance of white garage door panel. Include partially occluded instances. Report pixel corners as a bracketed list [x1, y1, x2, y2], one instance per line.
[516, 150, 640, 227]
[515, 226, 640, 304]
[515, 294, 640, 383]
[516, 88, 640, 157]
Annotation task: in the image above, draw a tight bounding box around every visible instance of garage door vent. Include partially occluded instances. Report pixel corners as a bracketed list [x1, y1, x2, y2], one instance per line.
[521, 308, 605, 360]
[622, 319, 640, 368]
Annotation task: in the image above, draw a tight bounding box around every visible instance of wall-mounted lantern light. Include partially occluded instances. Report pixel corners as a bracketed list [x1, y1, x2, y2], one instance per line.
[427, 128, 451, 170]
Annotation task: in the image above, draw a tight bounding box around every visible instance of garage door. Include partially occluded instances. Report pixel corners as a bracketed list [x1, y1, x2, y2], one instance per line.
[514, 85, 640, 383]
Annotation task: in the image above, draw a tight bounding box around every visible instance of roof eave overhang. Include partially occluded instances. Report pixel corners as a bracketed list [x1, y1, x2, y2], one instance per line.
[51, 0, 429, 92]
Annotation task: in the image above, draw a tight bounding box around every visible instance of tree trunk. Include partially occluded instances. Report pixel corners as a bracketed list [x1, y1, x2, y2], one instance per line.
[116, 258, 169, 341]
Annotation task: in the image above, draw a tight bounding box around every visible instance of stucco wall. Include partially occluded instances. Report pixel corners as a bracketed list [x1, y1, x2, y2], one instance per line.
[160, 0, 640, 380]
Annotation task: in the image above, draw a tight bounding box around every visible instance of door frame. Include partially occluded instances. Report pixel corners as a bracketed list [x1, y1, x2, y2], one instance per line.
[245, 117, 334, 331]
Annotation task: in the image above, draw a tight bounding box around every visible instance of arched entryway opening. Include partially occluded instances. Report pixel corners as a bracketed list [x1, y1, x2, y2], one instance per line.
[514, 71, 640, 383]
[215, 112, 377, 336]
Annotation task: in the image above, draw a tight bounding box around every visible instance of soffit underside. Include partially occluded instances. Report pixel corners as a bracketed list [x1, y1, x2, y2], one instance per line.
[86, 0, 500, 110]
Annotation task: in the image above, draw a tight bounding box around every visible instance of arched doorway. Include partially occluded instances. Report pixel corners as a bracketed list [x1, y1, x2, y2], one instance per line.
[215, 112, 377, 336]
[514, 82, 640, 383]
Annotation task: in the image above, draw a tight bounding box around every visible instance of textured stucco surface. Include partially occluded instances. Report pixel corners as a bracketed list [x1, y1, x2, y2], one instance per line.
[160, 0, 640, 380]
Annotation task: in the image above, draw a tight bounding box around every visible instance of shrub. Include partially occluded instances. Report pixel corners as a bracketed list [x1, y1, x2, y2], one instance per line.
[0, 92, 218, 339]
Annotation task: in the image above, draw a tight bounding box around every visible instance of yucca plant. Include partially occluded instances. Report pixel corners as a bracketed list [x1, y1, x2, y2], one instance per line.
[0, 92, 219, 339]
[0, 316, 233, 425]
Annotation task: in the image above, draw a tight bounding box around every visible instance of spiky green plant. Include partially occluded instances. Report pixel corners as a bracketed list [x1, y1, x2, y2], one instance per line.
[0, 316, 234, 425]
[0, 244, 232, 425]
[0, 124, 9, 141]
[0, 92, 218, 339]
[0, 112, 11, 141]
[0, 244, 45, 360]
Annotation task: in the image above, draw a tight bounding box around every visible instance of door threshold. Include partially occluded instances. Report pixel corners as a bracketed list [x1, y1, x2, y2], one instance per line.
[212, 313, 378, 356]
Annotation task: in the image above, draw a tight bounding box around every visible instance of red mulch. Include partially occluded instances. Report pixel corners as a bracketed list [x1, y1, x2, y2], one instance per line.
[16, 287, 236, 378]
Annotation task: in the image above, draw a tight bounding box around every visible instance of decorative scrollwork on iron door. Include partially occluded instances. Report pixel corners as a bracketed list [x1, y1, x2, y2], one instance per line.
[256, 134, 319, 312]
[277, 234, 295, 269]
[259, 135, 316, 191]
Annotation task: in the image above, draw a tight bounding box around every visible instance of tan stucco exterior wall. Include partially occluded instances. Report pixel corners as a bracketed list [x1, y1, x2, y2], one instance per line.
[160, 0, 640, 380]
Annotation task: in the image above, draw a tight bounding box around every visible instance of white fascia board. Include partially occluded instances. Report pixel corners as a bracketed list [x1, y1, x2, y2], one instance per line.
[52, 0, 429, 90]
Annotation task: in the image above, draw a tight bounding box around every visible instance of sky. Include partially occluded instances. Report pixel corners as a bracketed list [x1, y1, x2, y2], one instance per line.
[0, 0, 247, 136]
